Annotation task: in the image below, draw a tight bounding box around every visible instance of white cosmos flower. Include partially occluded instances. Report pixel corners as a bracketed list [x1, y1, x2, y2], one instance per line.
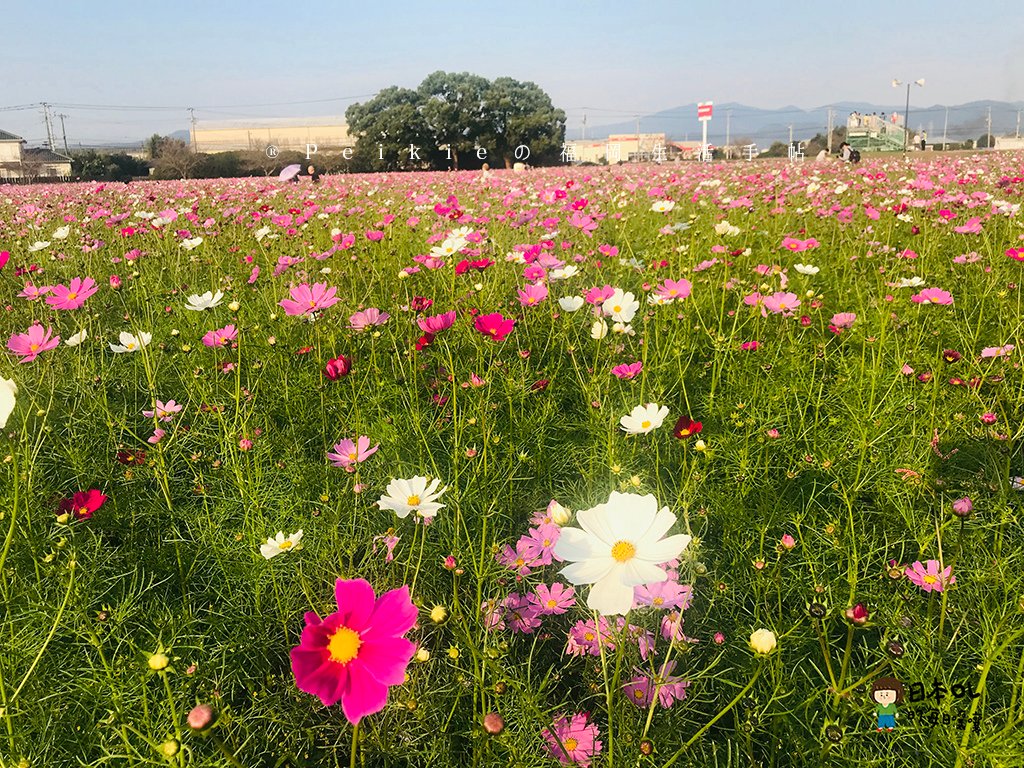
[714, 221, 740, 237]
[27, 241, 50, 252]
[52, 226, 71, 240]
[602, 289, 639, 323]
[377, 476, 447, 519]
[651, 200, 675, 213]
[611, 322, 635, 336]
[620, 403, 669, 435]
[550, 265, 579, 280]
[260, 529, 303, 559]
[185, 290, 225, 311]
[558, 296, 585, 312]
[552, 491, 692, 615]
[895, 276, 926, 288]
[0, 375, 17, 429]
[110, 331, 152, 353]
[590, 319, 609, 340]
[794, 263, 819, 275]
[255, 226, 272, 242]
[65, 330, 88, 347]
[180, 237, 203, 250]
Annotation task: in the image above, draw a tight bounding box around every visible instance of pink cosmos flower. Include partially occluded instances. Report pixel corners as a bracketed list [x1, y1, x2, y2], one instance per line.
[8, 324, 60, 363]
[655, 278, 692, 301]
[905, 560, 955, 593]
[980, 344, 1014, 358]
[0, 250, 8, 270]
[348, 308, 390, 331]
[952, 497, 973, 515]
[497, 540, 538, 577]
[761, 292, 801, 315]
[519, 523, 561, 565]
[327, 436, 380, 472]
[517, 282, 548, 306]
[633, 580, 693, 611]
[911, 288, 953, 305]
[46, 276, 98, 310]
[372, 531, 400, 563]
[953, 217, 982, 234]
[202, 324, 237, 348]
[290, 579, 417, 724]
[143, 399, 183, 422]
[417, 311, 456, 334]
[566, 617, 615, 657]
[542, 712, 602, 767]
[248, 266, 260, 284]
[278, 282, 339, 316]
[474, 312, 515, 341]
[324, 355, 351, 380]
[502, 593, 542, 634]
[831, 312, 857, 329]
[611, 361, 643, 380]
[740, 340, 760, 351]
[148, 429, 166, 444]
[622, 660, 691, 709]
[585, 285, 615, 305]
[17, 282, 51, 301]
[529, 583, 576, 615]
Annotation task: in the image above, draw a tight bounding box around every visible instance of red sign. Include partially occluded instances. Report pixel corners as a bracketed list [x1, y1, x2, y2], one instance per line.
[697, 102, 713, 121]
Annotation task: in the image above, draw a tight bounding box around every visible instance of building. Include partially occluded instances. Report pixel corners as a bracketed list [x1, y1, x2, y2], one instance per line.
[564, 133, 693, 164]
[0, 129, 73, 181]
[191, 117, 355, 154]
[994, 136, 1024, 151]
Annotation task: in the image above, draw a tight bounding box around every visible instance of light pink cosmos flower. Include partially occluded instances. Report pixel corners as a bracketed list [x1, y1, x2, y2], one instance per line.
[622, 659, 691, 709]
[143, 399, 183, 422]
[417, 311, 456, 334]
[529, 583, 576, 615]
[761, 291, 801, 315]
[542, 712, 602, 767]
[781, 236, 819, 252]
[585, 285, 615, 305]
[980, 344, 1014, 358]
[327, 435, 380, 472]
[517, 282, 549, 306]
[633, 580, 693, 611]
[911, 288, 953, 305]
[654, 278, 692, 301]
[148, 428, 166, 444]
[905, 560, 954, 593]
[202, 324, 238, 348]
[611, 361, 643, 380]
[830, 312, 857, 329]
[953, 217, 982, 234]
[348, 308, 390, 331]
[46, 276, 98, 310]
[278, 282, 339, 316]
[8, 324, 60, 363]
[17, 282, 51, 301]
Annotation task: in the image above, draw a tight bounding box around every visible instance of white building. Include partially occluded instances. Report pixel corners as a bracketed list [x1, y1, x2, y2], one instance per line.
[0, 129, 73, 181]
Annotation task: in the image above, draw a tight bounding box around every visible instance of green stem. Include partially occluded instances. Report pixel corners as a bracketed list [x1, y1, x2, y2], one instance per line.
[211, 733, 246, 768]
[350, 721, 359, 768]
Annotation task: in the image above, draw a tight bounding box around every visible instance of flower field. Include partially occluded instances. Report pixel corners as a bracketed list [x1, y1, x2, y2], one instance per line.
[2, 154, 1024, 767]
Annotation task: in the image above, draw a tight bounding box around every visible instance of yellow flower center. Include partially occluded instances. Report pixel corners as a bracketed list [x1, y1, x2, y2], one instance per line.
[584, 632, 595, 642]
[653, 597, 664, 606]
[546, 599, 557, 608]
[923, 574, 938, 584]
[613, 305, 622, 313]
[641, 420, 651, 429]
[348, 452, 358, 461]
[633, 689, 645, 699]
[126, 343, 135, 350]
[30, 343, 40, 351]
[407, 495, 421, 507]
[67, 292, 78, 300]
[563, 738, 579, 751]
[611, 540, 637, 562]
[327, 626, 362, 665]
[279, 539, 293, 550]
[78, 506, 89, 516]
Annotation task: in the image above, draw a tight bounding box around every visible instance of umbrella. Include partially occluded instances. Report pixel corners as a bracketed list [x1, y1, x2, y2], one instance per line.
[279, 164, 302, 181]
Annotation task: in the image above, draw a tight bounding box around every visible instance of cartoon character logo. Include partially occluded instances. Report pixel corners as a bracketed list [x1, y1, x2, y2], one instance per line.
[870, 677, 905, 731]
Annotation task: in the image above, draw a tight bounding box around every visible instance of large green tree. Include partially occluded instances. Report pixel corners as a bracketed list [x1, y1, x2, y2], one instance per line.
[478, 77, 566, 168]
[418, 71, 491, 170]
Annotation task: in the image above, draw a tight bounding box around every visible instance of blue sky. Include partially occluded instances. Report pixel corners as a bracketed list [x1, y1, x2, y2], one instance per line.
[2, 0, 1021, 145]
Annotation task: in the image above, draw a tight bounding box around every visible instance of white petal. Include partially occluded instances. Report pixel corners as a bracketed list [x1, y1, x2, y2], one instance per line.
[576, 504, 618, 546]
[560, 557, 616, 585]
[553, 527, 604, 561]
[586, 573, 636, 616]
[640, 534, 692, 564]
[620, 559, 667, 586]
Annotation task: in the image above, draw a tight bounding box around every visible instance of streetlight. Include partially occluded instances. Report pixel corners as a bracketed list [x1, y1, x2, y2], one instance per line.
[892, 78, 925, 152]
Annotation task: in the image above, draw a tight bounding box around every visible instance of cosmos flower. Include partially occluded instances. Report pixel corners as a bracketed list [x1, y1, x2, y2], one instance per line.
[558, 296, 585, 312]
[261, 530, 304, 559]
[910, 288, 953, 305]
[58, 489, 108, 521]
[376, 476, 447, 519]
[349, 308, 390, 331]
[202, 324, 238, 348]
[620, 403, 669, 435]
[542, 712, 602, 767]
[110, 331, 152, 353]
[474, 313, 515, 341]
[279, 282, 339, 316]
[290, 578, 417, 724]
[905, 560, 955, 593]
[184, 290, 224, 311]
[0, 375, 18, 429]
[8, 324, 61, 363]
[327, 436, 380, 472]
[46, 277, 98, 310]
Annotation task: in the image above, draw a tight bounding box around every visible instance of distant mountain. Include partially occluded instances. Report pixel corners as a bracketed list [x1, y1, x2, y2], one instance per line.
[583, 100, 1024, 145]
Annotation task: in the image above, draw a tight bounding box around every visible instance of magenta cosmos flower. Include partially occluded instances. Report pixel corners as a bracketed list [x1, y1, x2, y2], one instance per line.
[327, 436, 380, 472]
[279, 282, 339, 316]
[911, 288, 953, 305]
[202, 324, 238, 348]
[46, 276, 98, 310]
[905, 560, 954, 593]
[290, 578, 417, 724]
[611, 361, 643, 380]
[474, 312, 515, 341]
[517, 283, 548, 307]
[417, 310, 456, 334]
[542, 712, 602, 767]
[8, 324, 61, 363]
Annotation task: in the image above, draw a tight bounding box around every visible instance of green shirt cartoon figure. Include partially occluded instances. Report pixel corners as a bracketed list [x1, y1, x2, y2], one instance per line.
[870, 677, 905, 731]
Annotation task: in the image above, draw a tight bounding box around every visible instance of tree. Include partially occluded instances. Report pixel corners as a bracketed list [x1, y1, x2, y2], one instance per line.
[345, 87, 441, 171]
[146, 134, 165, 160]
[152, 139, 202, 179]
[72, 150, 149, 181]
[977, 133, 994, 149]
[478, 78, 565, 168]
[418, 71, 491, 170]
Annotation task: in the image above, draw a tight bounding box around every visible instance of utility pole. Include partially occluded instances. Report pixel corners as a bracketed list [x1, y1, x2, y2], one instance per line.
[725, 110, 731, 159]
[942, 107, 948, 150]
[56, 113, 70, 155]
[987, 106, 992, 149]
[188, 107, 197, 153]
[582, 112, 587, 140]
[1017, 109, 1021, 139]
[788, 124, 794, 147]
[827, 108, 834, 153]
[41, 102, 55, 150]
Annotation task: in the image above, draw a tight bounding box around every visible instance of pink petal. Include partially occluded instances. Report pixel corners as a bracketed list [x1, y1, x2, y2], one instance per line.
[340, 660, 390, 723]
[357, 636, 415, 686]
[363, 585, 417, 639]
[334, 579, 376, 630]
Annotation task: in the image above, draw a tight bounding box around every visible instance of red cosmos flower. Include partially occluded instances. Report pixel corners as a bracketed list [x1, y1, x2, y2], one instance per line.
[844, 603, 869, 626]
[415, 333, 434, 351]
[116, 449, 147, 465]
[324, 355, 351, 379]
[58, 489, 108, 520]
[410, 296, 433, 312]
[530, 379, 550, 391]
[673, 415, 703, 440]
[474, 313, 515, 341]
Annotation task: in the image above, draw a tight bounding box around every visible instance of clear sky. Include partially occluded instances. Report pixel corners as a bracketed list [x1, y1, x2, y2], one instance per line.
[2, 0, 1021, 145]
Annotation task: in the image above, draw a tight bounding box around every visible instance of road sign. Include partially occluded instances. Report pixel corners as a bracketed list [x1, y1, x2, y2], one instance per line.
[697, 102, 713, 122]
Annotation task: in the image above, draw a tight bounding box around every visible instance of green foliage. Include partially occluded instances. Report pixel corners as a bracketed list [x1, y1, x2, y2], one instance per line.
[71, 150, 150, 181]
